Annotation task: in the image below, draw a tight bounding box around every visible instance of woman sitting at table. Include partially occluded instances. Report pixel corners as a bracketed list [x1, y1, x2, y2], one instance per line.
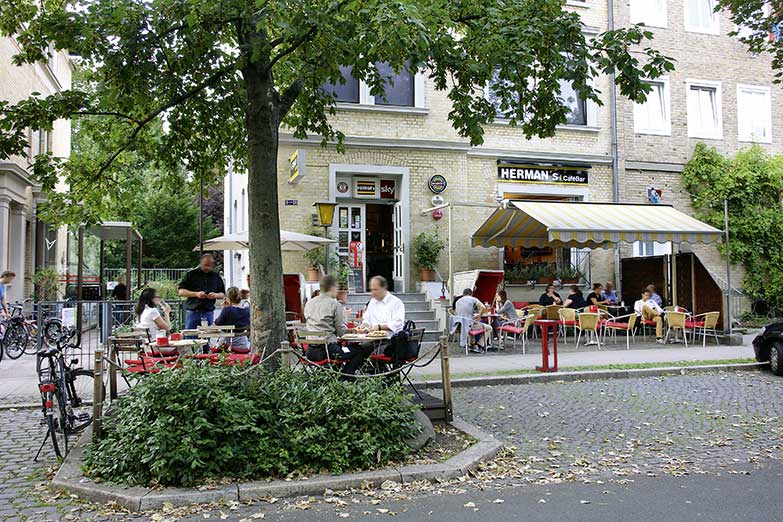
[215, 286, 251, 353]
[538, 284, 562, 306]
[563, 285, 587, 309]
[134, 287, 171, 340]
[493, 289, 517, 334]
[586, 283, 609, 307]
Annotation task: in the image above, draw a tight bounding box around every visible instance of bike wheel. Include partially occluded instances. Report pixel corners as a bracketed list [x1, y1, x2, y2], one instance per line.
[4, 324, 29, 360]
[43, 319, 63, 348]
[66, 369, 98, 432]
[38, 356, 69, 458]
[23, 323, 40, 355]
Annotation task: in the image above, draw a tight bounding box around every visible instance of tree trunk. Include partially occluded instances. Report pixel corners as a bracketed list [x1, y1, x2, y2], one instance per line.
[243, 61, 287, 363]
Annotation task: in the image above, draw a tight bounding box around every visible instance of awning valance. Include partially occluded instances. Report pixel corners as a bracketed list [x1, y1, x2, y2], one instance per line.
[471, 201, 723, 249]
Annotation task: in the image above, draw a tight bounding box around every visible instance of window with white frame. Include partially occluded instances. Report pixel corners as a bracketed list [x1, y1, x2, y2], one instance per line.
[687, 80, 722, 139]
[633, 241, 672, 258]
[737, 85, 772, 143]
[634, 78, 671, 135]
[559, 79, 587, 126]
[321, 63, 423, 108]
[630, 0, 667, 28]
[685, 0, 720, 35]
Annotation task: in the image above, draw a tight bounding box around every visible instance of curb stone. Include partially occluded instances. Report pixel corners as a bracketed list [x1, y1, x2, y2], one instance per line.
[50, 417, 502, 512]
[413, 362, 768, 389]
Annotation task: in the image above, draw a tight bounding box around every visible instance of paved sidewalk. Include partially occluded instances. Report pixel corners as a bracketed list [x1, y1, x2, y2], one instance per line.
[409, 335, 757, 380]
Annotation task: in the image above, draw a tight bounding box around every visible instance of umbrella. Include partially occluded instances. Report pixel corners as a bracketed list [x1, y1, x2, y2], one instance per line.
[196, 230, 334, 252]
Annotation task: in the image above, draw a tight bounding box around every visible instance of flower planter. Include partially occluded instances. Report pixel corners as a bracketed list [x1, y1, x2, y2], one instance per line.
[336, 289, 348, 303]
[538, 276, 554, 285]
[419, 269, 436, 282]
[562, 278, 578, 285]
[306, 268, 320, 282]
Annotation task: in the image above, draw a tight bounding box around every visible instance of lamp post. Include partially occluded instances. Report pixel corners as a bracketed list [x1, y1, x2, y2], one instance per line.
[724, 198, 733, 334]
[313, 201, 337, 274]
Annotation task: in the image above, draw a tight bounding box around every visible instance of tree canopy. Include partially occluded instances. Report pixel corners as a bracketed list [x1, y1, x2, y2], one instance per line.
[719, 1, 783, 82]
[683, 143, 783, 313]
[0, 0, 674, 347]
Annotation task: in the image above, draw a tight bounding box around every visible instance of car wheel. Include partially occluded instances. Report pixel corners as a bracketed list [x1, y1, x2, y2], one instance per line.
[769, 342, 783, 376]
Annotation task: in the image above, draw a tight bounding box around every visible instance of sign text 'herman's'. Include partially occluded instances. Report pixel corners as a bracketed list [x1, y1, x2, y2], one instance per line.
[497, 163, 589, 185]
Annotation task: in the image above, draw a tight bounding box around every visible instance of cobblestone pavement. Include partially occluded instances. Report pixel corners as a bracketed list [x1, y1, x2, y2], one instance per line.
[1, 371, 782, 521]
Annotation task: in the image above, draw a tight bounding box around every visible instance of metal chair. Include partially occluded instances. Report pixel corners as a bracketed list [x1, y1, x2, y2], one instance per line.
[499, 310, 535, 354]
[545, 304, 563, 321]
[686, 312, 720, 346]
[602, 313, 639, 350]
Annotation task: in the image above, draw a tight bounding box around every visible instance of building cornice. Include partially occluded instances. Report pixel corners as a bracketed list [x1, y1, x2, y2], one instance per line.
[278, 133, 613, 165]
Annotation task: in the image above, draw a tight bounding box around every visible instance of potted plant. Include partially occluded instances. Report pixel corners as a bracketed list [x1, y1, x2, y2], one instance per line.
[536, 263, 556, 285]
[303, 247, 323, 282]
[412, 231, 445, 282]
[31, 267, 60, 301]
[558, 266, 580, 285]
[336, 262, 351, 303]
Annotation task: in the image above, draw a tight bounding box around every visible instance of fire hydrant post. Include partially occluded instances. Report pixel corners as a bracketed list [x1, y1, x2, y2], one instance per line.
[534, 319, 558, 373]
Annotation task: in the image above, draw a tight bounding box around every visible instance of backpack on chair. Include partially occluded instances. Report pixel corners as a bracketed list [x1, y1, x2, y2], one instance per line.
[384, 320, 419, 365]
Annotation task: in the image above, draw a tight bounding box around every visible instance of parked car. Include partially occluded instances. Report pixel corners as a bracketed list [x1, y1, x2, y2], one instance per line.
[752, 321, 783, 375]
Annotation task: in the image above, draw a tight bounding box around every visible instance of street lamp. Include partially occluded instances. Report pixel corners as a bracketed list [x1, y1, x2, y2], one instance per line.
[313, 201, 337, 274]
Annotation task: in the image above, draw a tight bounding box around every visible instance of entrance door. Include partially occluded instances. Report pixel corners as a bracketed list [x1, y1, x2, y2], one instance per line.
[336, 205, 366, 291]
[393, 201, 405, 292]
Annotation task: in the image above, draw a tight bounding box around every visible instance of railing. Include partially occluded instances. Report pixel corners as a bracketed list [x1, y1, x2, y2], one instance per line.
[13, 299, 189, 370]
[706, 269, 749, 325]
[104, 268, 190, 285]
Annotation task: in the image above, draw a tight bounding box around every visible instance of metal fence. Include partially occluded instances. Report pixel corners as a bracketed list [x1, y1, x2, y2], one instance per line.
[104, 268, 190, 286]
[15, 299, 189, 370]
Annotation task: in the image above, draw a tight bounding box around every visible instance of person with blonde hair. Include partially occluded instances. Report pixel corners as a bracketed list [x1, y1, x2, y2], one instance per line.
[215, 286, 251, 352]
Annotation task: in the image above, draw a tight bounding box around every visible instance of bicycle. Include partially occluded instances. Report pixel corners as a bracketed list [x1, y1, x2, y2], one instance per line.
[1, 305, 32, 360]
[35, 324, 97, 459]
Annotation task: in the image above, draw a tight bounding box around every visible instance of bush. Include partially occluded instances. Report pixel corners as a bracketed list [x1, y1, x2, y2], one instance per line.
[84, 364, 420, 487]
[412, 231, 445, 271]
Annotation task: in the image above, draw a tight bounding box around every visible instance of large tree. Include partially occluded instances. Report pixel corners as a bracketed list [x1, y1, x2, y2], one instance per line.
[719, 1, 783, 81]
[0, 0, 673, 350]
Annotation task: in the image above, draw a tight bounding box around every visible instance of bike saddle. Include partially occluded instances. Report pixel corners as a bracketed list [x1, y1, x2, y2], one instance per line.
[37, 346, 59, 357]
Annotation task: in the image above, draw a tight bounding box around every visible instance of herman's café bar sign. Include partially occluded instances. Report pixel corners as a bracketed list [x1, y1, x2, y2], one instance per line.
[497, 160, 589, 186]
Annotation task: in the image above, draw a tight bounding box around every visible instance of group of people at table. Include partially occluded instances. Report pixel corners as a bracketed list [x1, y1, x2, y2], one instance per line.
[451, 282, 670, 352]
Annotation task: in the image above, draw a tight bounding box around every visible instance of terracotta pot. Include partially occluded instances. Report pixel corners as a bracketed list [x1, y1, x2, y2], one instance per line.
[306, 267, 320, 282]
[336, 290, 348, 303]
[419, 269, 435, 282]
[562, 278, 578, 284]
[538, 276, 554, 285]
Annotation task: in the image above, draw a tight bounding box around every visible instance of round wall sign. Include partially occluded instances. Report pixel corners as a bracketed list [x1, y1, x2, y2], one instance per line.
[428, 174, 447, 194]
[337, 181, 350, 194]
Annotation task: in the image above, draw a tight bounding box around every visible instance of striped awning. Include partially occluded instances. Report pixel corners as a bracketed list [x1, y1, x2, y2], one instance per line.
[471, 201, 723, 249]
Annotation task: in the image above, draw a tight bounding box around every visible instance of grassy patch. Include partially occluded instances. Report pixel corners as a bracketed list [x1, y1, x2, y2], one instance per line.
[416, 358, 758, 381]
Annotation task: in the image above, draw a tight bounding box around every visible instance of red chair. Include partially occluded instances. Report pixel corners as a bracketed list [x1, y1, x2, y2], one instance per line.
[499, 311, 535, 353]
[370, 329, 425, 398]
[685, 312, 720, 346]
[601, 313, 639, 350]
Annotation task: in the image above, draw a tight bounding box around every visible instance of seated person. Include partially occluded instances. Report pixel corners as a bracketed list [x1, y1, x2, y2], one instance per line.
[601, 282, 619, 305]
[635, 289, 665, 344]
[646, 284, 663, 306]
[215, 287, 251, 352]
[303, 275, 347, 362]
[563, 285, 587, 310]
[451, 288, 491, 353]
[586, 283, 609, 307]
[539, 284, 562, 306]
[134, 287, 171, 340]
[357, 276, 406, 374]
[493, 289, 517, 333]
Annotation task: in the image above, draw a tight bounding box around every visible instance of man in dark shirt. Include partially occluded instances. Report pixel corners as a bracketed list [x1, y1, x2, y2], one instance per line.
[110, 276, 127, 300]
[586, 283, 608, 307]
[178, 254, 226, 331]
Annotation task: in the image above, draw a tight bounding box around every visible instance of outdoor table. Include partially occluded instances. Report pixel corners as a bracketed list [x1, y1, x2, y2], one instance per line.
[340, 331, 391, 354]
[534, 319, 558, 373]
[148, 339, 208, 356]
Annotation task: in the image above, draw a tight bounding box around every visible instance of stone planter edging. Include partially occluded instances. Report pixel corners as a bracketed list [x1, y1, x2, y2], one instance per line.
[51, 417, 502, 512]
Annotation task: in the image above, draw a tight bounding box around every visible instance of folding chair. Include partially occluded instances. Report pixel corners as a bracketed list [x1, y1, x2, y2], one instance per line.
[293, 328, 346, 370]
[370, 328, 425, 399]
[222, 329, 270, 366]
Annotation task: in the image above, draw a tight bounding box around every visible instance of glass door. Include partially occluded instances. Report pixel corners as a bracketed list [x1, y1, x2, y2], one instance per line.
[336, 204, 366, 292]
[393, 201, 405, 292]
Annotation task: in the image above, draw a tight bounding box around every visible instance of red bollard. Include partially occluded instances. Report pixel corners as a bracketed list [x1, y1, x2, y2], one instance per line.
[534, 319, 558, 373]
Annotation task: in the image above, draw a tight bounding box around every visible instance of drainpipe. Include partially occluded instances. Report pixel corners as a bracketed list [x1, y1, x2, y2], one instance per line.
[608, 0, 622, 293]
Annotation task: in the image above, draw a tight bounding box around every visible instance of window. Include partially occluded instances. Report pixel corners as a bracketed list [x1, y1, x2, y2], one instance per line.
[634, 78, 671, 135]
[559, 80, 587, 126]
[321, 65, 360, 103]
[685, 0, 720, 35]
[630, 0, 667, 28]
[686, 80, 722, 139]
[486, 69, 517, 118]
[374, 62, 415, 107]
[737, 85, 772, 143]
[633, 241, 671, 257]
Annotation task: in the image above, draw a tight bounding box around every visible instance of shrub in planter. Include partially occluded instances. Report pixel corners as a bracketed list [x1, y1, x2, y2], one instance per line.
[85, 363, 419, 487]
[412, 232, 445, 281]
